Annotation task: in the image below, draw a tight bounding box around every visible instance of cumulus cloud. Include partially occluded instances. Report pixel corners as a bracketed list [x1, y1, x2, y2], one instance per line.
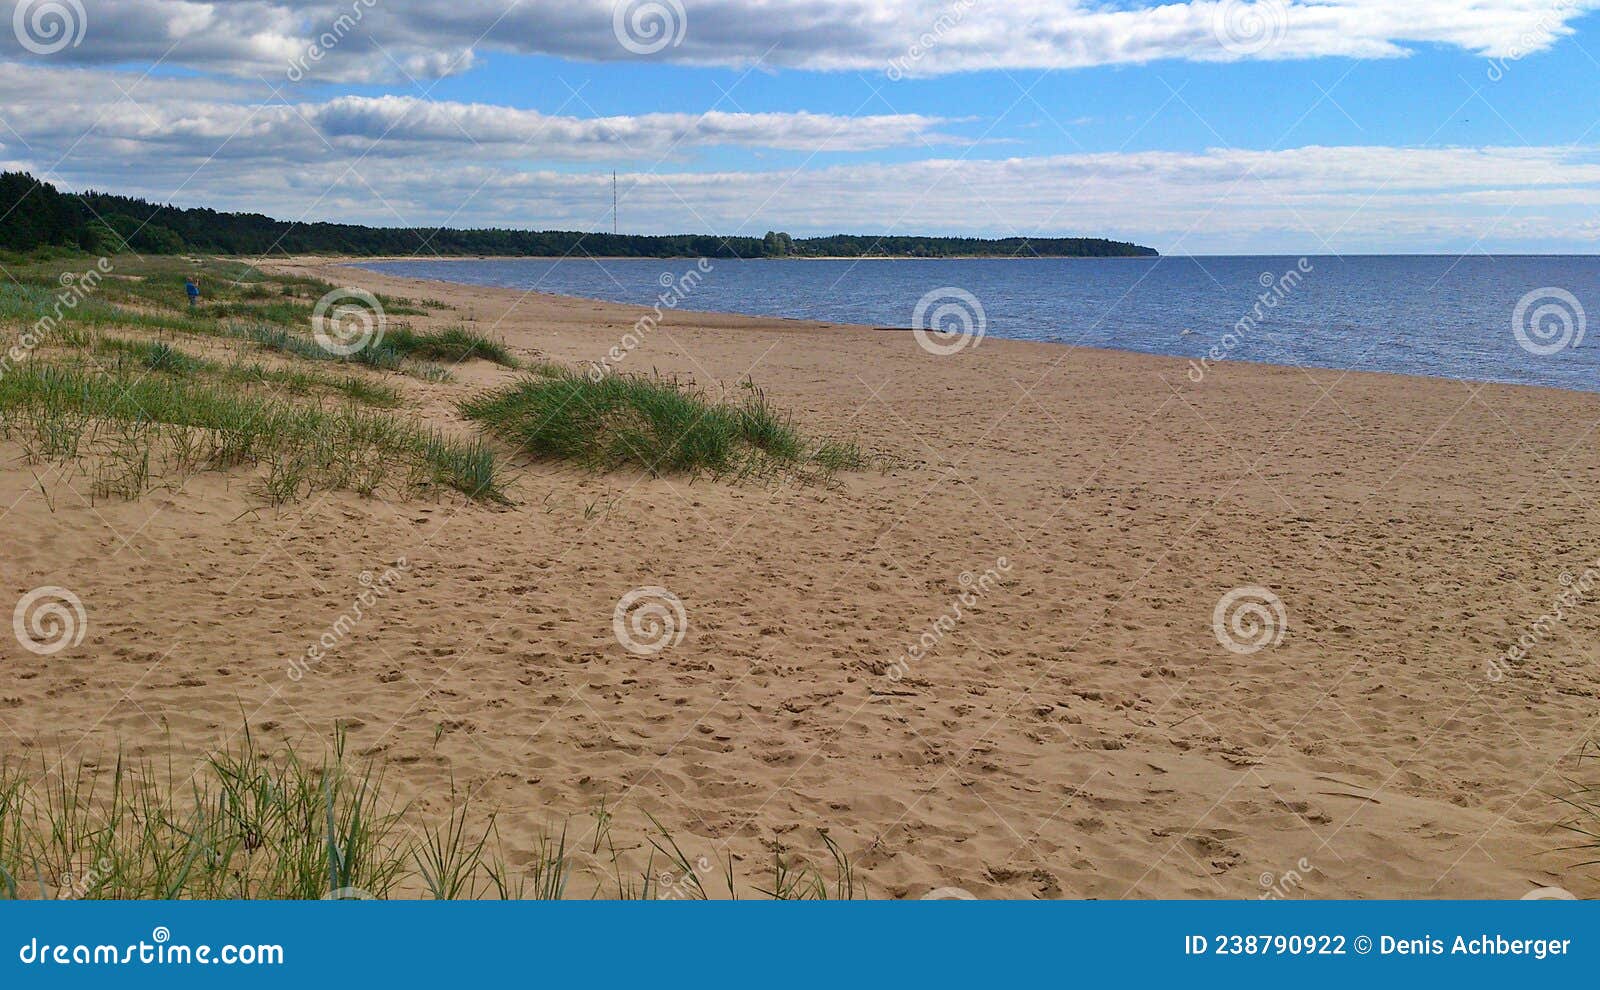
[0, 65, 960, 164]
[3, 0, 1596, 81]
[15, 114, 1600, 253]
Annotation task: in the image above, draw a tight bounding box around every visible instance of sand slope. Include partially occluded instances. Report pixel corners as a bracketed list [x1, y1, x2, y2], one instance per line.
[4, 257, 1599, 899]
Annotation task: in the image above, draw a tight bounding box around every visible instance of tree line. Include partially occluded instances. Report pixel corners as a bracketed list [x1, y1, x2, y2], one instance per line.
[1, 171, 1158, 260]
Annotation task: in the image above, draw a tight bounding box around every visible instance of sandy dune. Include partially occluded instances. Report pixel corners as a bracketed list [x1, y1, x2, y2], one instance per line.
[5, 256, 1600, 899]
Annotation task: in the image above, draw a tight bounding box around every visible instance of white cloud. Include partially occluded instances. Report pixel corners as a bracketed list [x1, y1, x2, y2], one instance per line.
[17, 116, 1600, 253]
[0, 65, 960, 162]
[4, 1, 1596, 81]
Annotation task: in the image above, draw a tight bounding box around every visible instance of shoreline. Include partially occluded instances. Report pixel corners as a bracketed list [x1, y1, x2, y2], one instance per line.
[315, 255, 1600, 400]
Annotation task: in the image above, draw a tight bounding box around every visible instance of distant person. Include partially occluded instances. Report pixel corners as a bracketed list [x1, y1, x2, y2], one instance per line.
[185, 275, 200, 307]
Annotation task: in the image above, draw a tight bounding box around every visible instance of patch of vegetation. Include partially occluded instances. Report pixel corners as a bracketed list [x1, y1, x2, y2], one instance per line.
[383, 325, 518, 367]
[225, 362, 403, 407]
[95, 337, 208, 375]
[461, 367, 867, 482]
[0, 365, 502, 503]
[0, 727, 862, 899]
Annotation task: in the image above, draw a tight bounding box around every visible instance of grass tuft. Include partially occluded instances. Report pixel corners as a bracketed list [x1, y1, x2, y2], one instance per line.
[0, 366, 502, 502]
[460, 368, 867, 482]
[0, 727, 861, 900]
[383, 325, 517, 367]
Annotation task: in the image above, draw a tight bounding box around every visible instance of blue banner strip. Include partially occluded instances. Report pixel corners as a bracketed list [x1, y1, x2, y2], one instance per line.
[3, 900, 1593, 986]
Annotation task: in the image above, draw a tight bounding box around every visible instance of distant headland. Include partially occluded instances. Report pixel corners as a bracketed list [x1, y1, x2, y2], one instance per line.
[0, 171, 1158, 261]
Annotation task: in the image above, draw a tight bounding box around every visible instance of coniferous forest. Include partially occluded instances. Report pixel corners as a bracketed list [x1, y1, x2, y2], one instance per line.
[0, 171, 1158, 260]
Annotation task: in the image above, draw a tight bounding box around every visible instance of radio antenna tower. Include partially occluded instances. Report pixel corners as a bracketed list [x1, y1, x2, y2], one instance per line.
[612, 171, 618, 235]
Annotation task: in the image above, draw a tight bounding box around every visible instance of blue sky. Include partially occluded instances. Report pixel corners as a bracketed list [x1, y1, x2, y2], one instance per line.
[5, 1, 1600, 252]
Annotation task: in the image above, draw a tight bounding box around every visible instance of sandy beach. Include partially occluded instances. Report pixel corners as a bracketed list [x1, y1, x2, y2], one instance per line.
[5, 256, 1599, 899]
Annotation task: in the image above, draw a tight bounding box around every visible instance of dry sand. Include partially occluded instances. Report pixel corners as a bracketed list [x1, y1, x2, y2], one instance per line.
[6, 256, 1600, 899]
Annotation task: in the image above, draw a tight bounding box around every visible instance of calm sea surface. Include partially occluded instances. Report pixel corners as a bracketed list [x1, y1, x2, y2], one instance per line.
[358, 255, 1600, 393]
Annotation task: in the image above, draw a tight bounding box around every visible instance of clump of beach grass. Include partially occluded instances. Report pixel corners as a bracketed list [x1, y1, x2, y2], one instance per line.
[0, 729, 420, 899]
[0, 727, 862, 900]
[223, 361, 403, 407]
[95, 337, 208, 375]
[460, 367, 867, 482]
[225, 322, 502, 377]
[0, 365, 503, 502]
[383, 325, 518, 367]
